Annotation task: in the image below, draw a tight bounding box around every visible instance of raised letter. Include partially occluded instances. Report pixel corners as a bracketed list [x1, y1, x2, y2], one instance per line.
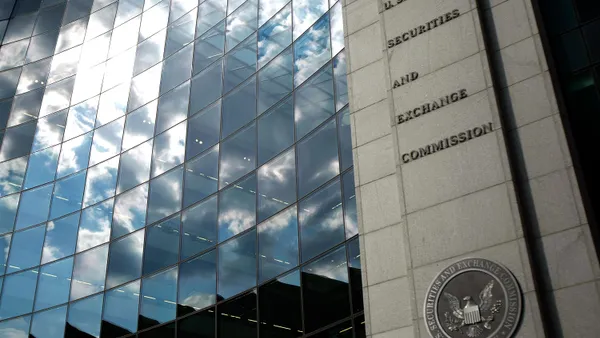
[387, 39, 395, 48]
[397, 115, 405, 124]
[393, 80, 401, 88]
[452, 9, 460, 18]
[401, 153, 411, 163]
[459, 88, 468, 99]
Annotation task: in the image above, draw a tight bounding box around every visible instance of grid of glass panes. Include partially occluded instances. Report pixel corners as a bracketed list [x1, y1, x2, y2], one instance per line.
[0, 0, 363, 337]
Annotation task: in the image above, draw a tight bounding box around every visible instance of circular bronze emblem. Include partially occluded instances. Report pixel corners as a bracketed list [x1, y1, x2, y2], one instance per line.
[423, 258, 522, 338]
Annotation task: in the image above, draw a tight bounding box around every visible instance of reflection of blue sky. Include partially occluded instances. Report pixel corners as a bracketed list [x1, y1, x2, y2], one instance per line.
[303, 244, 348, 283]
[257, 149, 296, 221]
[293, 12, 330, 86]
[15, 183, 52, 230]
[63, 96, 98, 141]
[343, 170, 358, 239]
[0, 156, 26, 197]
[297, 119, 339, 196]
[35, 257, 73, 311]
[219, 123, 256, 187]
[258, 4, 291, 67]
[143, 215, 180, 275]
[103, 280, 140, 334]
[258, 206, 298, 282]
[31, 305, 67, 338]
[23, 145, 60, 189]
[70, 245, 108, 301]
[0, 194, 19, 234]
[56, 132, 92, 178]
[106, 229, 144, 289]
[41, 212, 79, 264]
[31, 109, 67, 153]
[141, 266, 178, 324]
[178, 250, 217, 310]
[218, 174, 256, 242]
[6, 224, 44, 273]
[181, 195, 218, 259]
[67, 293, 103, 336]
[112, 183, 148, 238]
[292, 0, 327, 40]
[184, 145, 219, 207]
[118, 139, 153, 193]
[294, 64, 334, 139]
[76, 198, 113, 252]
[218, 229, 257, 299]
[0, 313, 29, 337]
[258, 49, 293, 115]
[49, 170, 86, 220]
[0, 268, 37, 319]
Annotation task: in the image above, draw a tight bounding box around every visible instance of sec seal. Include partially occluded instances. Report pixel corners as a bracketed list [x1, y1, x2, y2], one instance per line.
[423, 258, 522, 338]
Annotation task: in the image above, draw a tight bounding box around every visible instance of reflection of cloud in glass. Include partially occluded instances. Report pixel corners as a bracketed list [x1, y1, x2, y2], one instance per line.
[0, 315, 29, 338]
[0, 39, 29, 71]
[118, 139, 153, 194]
[259, 0, 288, 25]
[304, 246, 348, 282]
[77, 199, 113, 252]
[55, 18, 87, 53]
[79, 32, 111, 70]
[39, 77, 76, 118]
[83, 156, 119, 207]
[108, 16, 141, 58]
[292, 0, 327, 39]
[293, 13, 331, 86]
[70, 244, 109, 300]
[122, 100, 157, 151]
[147, 166, 183, 224]
[103, 48, 136, 92]
[330, 1, 344, 56]
[71, 62, 105, 105]
[0, 156, 26, 196]
[96, 81, 130, 127]
[151, 121, 186, 177]
[48, 46, 82, 84]
[89, 117, 124, 166]
[128, 62, 163, 112]
[31, 110, 67, 152]
[113, 183, 148, 237]
[63, 96, 98, 141]
[257, 5, 291, 67]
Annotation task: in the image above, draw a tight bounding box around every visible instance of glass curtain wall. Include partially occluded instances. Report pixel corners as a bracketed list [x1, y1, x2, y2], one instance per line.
[0, 0, 363, 337]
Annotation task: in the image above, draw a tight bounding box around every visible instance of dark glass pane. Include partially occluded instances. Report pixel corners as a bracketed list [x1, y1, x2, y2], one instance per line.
[31, 304, 68, 338]
[56, 131, 93, 178]
[0, 156, 27, 197]
[151, 120, 186, 177]
[117, 139, 153, 194]
[34, 2, 66, 35]
[574, 0, 600, 22]
[299, 179, 344, 262]
[147, 166, 183, 224]
[0, 233, 9, 274]
[138, 322, 176, 338]
[0, 39, 28, 71]
[67, 293, 103, 337]
[0, 120, 36, 162]
[49, 169, 86, 219]
[139, 266, 178, 329]
[184, 145, 219, 208]
[342, 170, 358, 239]
[165, 7, 197, 57]
[258, 4, 291, 68]
[181, 195, 217, 259]
[553, 30, 589, 73]
[222, 76, 256, 139]
[26, 30, 60, 63]
[196, 0, 226, 38]
[15, 182, 53, 230]
[257, 48, 292, 115]
[334, 51, 348, 111]
[583, 20, 600, 62]
[31, 108, 67, 152]
[41, 211, 79, 264]
[122, 100, 157, 151]
[294, 64, 334, 139]
[160, 44, 193, 95]
[348, 237, 363, 313]
[218, 229, 256, 299]
[178, 308, 215, 338]
[0, 68, 20, 101]
[0, 268, 38, 318]
[258, 270, 302, 337]
[77, 198, 113, 252]
[186, 100, 220, 159]
[102, 280, 140, 336]
[6, 223, 45, 273]
[217, 291, 257, 338]
[190, 59, 223, 115]
[143, 214, 180, 275]
[8, 88, 44, 127]
[63, 0, 94, 24]
[156, 80, 190, 134]
[219, 123, 256, 188]
[34, 257, 73, 311]
[257, 95, 293, 165]
[225, 0, 257, 52]
[63, 96, 98, 141]
[302, 246, 350, 333]
[16, 57, 52, 95]
[0, 194, 19, 234]
[294, 13, 330, 87]
[112, 182, 148, 239]
[178, 250, 217, 315]
[224, 34, 257, 94]
[310, 320, 353, 338]
[193, 20, 225, 75]
[70, 244, 108, 301]
[218, 174, 256, 242]
[338, 107, 352, 171]
[257, 149, 296, 222]
[355, 315, 366, 338]
[11, 0, 42, 16]
[297, 119, 339, 197]
[83, 155, 119, 207]
[3, 15, 36, 45]
[106, 229, 144, 289]
[23, 144, 60, 189]
[0, 99, 11, 130]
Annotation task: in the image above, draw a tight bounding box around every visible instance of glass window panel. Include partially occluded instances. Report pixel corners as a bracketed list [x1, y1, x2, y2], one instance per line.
[573, 0, 600, 22]
[258, 4, 291, 68]
[257, 95, 293, 165]
[0, 155, 27, 197]
[139, 323, 176, 338]
[0, 233, 10, 274]
[258, 270, 302, 337]
[102, 48, 135, 91]
[299, 178, 344, 262]
[302, 245, 350, 333]
[184, 146, 218, 209]
[257, 47, 292, 114]
[67, 293, 103, 337]
[115, 0, 143, 27]
[11, 0, 42, 16]
[31, 304, 67, 338]
[0, 39, 28, 72]
[34, 2, 67, 35]
[0, 315, 30, 338]
[178, 250, 216, 314]
[89, 116, 124, 166]
[311, 320, 352, 338]
[217, 291, 257, 338]
[160, 44, 193, 95]
[140, 266, 178, 328]
[342, 169, 357, 238]
[85, 2, 117, 41]
[108, 15, 140, 58]
[224, 34, 257, 94]
[225, 0, 258, 52]
[96, 81, 130, 127]
[297, 119, 339, 197]
[112, 182, 148, 238]
[15, 182, 53, 230]
[219, 123, 256, 188]
[181, 195, 217, 259]
[3, 13, 36, 44]
[34, 257, 73, 310]
[77, 198, 113, 252]
[228, 0, 246, 15]
[71, 62, 105, 106]
[92, 0, 117, 12]
[190, 59, 223, 115]
[333, 51, 347, 111]
[151, 120, 186, 177]
[258, 0, 288, 26]
[178, 308, 215, 338]
[31, 109, 67, 152]
[49, 170, 86, 219]
[128, 62, 163, 112]
[63, 96, 98, 141]
[55, 17, 87, 53]
[258, 206, 298, 283]
[222, 76, 256, 138]
[39, 76, 76, 118]
[117, 139, 152, 194]
[106, 229, 144, 288]
[0, 194, 19, 234]
[102, 280, 140, 336]
[0, 268, 38, 319]
[26, 30, 59, 63]
[0, 17, 6, 38]
[122, 99, 157, 151]
[554, 30, 589, 74]
[330, 1, 343, 56]
[218, 228, 256, 299]
[83, 155, 119, 207]
[293, 13, 330, 87]
[144, 214, 180, 274]
[165, 7, 197, 57]
[7, 88, 44, 127]
[139, 0, 169, 41]
[6, 223, 45, 273]
[292, 0, 327, 40]
[56, 131, 93, 178]
[338, 108, 352, 171]
[71, 245, 108, 302]
[133, 28, 166, 76]
[196, 0, 226, 38]
[63, 0, 94, 24]
[0, 121, 36, 162]
[15, 57, 51, 95]
[186, 100, 220, 159]
[294, 63, 334, 138]
[193, 20, 225, 75]
[41, 212, 79, 264]
[147, 166, 183, 224]
[257, 149, 296, 222]
[156, 80, 190, 134]
[169, 0, 197, 24]
[347, 237, 363, 313]
[23, 144, 60, 189]
[0, 68, 21, 101]
[218, 174, 256, 242]
[584, 20, 600, 62]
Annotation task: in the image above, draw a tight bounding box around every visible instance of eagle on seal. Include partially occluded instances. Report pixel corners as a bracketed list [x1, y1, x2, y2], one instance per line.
[443, 280, 502, 337]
